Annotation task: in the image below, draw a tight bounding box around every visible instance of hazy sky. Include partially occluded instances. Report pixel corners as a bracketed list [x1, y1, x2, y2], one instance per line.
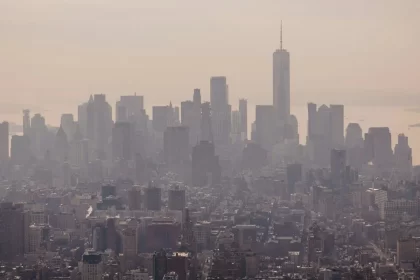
[1, 0, 419, 119]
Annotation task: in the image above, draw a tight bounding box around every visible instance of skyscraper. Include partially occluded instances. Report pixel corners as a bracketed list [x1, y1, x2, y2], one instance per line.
[112, 122, 134, 161]
[345, 123, 364, 169]
[192, 141, 221, 187]
[307, 103, 317, 145]
[0, 202, 25, 260]
[181, 89, 202, 147]
[86, 94, 113, 159]
[239, 99, 248, 140]
[145, 183, 162, 211]
[366, 127, 394, 170]
[210, 76, 231, 149]
[273, 23, 290, 124]
[11, 135, 31, 165]
[23, 109, 30, 136]
[255, 105, 275, 151]
[163, 126, 189, 165]
[60, 114, 76, 142]
[53, 126, 69, 163]
[0, 122, 9, 161]
[330, 149, 347, 189]
[394, 134, 412, 179]
[330, 104, 344, 149]
[200, 102, 213, 143]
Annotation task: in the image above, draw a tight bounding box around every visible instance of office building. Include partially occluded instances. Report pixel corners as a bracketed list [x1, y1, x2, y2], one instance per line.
[330, 149, 347, 189]
[330, 105, 344, 149]
[210, 76, 231, 149]
[153, 105, 172, 133]
[86, 94, 113, 159]
[147, 221, 181, 253]
[397, 237, 416, 265]
[307, 102, 317, 145]
[145, 183, 162, 211]
[163, 126, 189, 165]
[81, 251, 103, 280]
[121, 220, 138, 258]
[128, 186, 142, 210]
[365, 127, 394, 170]
[116, 94, 144, 121]
[0, 202, 25, 260]
[112, 122, 134, 161]
[286, 163, 302, 194]
[239, 99, 248, 140]
[273, 24, 290, 124]
[60, 113, 76, 142]
[192, 141, 221, 187]
[78, 102, 88, 139]
[101, 184, 116, 199]
[0, 122, 9, 161]
[153, 250, 189, 280]
[345, 123, 363, 149]
[255, 105, 275, 151]
[69, 126, 89, 168]
[394, 134, 412, 179]
[232, 225, 257, 250]
[168, 185, 186, 211]
[23, 109, 31, 136]
[200, 102, 213, 143]
[231, 110, 241, 141]
[11, 135, 31, 165]
[53, 125, 69, 162]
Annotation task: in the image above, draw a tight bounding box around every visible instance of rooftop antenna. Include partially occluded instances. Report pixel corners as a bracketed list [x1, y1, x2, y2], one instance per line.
[280, 20, 283, 50]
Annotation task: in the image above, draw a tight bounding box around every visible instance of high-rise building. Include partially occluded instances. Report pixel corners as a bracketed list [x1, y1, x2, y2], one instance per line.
[286, 163, 302, 194]
[53, 126, 69, 162]
[330, 105, 344, 149]
[168, 185, 186, 211]
[86, 94, 113, 159]
[210, 76, 231, 149]
[231, 110, 241, 141]
[192, 141, 221, 187]
[153, 105, 174, 133]
[181, 89, 202, 147]
[112, 122, 134, 161]
[11, 135, 31, 165]
[397, 237, 416, 265]
[60, 114, 76, 142]
[394, 133, 412, 179]
[163, 126, 189, 165]
[273, 24, 290, 124]
[365, 127, 394, 170]
[23, 109, 31, 136]
[128, 186, 142, 210]
[307, 103, 317, 145]
[307, 103, 345, 167]
[200, 102, 213, 143]
[81, 251, 103, 280]
[255, 105, 275, 151]
[345, 123, 363, 149]
[330, 149, 347, 189]
[153, 250, 189, 280]
[116, 94, 144, 121]
[0, 122, 9, 161]
[69, 125, 89, 168]
[121, 219, 138, 258]
[145, 183, 162, 211]
[239, 99, 248, 140]
[345, 123, 364, 169]
[0, 202, 25, 260]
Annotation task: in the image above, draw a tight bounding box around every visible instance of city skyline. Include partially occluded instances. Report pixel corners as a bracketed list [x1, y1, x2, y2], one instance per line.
[1, 0, 419, 112]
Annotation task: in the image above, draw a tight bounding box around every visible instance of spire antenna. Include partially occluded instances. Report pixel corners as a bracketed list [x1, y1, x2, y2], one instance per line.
[280, 20, 283, 50]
